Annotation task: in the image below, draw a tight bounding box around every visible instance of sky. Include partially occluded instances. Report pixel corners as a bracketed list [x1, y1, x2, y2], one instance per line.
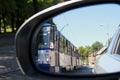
[52, 4, 120, 48]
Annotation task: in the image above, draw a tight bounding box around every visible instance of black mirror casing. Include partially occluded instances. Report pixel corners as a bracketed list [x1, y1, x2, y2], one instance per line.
[15, 0, 120, 80]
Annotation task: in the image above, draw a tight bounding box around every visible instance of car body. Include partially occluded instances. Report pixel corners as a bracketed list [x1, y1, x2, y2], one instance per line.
[16, 0, 120, 80]
[94, 26, 120, 74]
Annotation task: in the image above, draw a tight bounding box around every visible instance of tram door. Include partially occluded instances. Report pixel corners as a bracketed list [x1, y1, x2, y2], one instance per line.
[55, 35, 60, 72]
[49, 28, 60, 72]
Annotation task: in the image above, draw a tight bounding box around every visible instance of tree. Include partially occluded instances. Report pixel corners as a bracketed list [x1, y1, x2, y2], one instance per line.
[91, 41, 103, 52]
[9, 0, 16, 32]
[78, 41, 103, 62]
[0, 0, 16, 33]
[32, 0, 39, 13]
[31, 0, 66, 13]
[0, 0, 67, 33]
[78, 46, 93, 62]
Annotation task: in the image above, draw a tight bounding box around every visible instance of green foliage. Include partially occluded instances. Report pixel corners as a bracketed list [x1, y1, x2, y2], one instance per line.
[0, 0, 16, 14]
[78, 41, 103, 62]
[0, 0, 66, 34]
[37, 0, 65, 11]
[91, 41, 103, 52]
[78, 46, 93, 62]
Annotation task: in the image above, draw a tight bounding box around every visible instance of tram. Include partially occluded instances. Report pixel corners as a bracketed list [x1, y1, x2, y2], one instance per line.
[36, 23, 82, 72]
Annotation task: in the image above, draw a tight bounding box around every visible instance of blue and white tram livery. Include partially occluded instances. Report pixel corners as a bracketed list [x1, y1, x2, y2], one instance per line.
[36, 23, 82, 73]
[36, 23, 54, 72]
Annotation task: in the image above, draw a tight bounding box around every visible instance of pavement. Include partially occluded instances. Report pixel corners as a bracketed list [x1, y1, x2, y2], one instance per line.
[0, 36, 40, 80]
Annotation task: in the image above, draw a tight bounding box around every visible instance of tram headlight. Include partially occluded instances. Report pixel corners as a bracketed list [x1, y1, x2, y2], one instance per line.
[46, 58, 49, 62]
[38, 58, 41, 62]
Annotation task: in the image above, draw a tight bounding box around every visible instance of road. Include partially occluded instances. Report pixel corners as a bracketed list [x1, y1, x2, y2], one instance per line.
[61, 65, 94, 75]
[0, 36, 40, 80]
[72, 65, 94, 75]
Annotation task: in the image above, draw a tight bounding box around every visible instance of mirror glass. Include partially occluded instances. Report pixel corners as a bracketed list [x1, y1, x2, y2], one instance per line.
[33, 4, 120, 75]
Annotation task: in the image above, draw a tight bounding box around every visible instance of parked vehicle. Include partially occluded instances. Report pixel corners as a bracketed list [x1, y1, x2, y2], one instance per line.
[94, 26, 120, 74]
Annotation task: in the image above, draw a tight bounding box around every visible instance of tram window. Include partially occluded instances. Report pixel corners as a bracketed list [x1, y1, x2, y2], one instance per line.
[50, 28, 54, 42]
[63, 38, 65, 51]
[60, 36, 64, 53]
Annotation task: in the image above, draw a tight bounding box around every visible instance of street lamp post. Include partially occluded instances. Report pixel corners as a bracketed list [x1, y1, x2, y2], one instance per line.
[60, 24, 68, 32]
[99, 24, 109, 46]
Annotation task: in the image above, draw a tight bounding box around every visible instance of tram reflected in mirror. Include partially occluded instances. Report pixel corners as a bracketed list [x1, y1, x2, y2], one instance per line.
[33, 4, 120, 74]
[35, 23, 82, 73]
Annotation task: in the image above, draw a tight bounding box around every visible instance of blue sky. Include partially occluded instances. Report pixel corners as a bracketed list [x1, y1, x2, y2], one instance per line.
[53, 4, 120, 48]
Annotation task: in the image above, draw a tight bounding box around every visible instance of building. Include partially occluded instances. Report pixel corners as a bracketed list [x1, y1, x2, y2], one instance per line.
[88, 45, 108, 68]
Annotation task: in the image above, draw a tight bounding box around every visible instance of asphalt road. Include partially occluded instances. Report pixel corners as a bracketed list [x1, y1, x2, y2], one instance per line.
[61, 65, 94, 75]
[73, 65, 94, 75]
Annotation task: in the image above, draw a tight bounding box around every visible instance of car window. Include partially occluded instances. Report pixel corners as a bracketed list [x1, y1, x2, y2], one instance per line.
[113, 29, 120, 55]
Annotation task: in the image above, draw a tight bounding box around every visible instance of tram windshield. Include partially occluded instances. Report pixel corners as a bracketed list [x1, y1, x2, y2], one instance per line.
[38, 27, 50, 49]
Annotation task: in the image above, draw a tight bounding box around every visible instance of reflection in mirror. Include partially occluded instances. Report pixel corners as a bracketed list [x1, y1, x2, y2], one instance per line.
[33, 4, 120, 75]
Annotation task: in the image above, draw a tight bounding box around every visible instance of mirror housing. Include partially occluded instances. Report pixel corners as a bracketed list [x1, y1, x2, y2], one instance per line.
[16, 0, 120, 80]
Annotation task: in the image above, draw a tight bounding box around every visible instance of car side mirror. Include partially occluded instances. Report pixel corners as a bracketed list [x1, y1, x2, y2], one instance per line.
[16, 0, 120, 80]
